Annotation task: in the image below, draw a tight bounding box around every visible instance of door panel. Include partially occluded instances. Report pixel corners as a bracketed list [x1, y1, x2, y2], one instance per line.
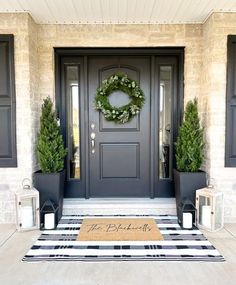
[100, 143, 139, 178]
[88, 56, 150, 197]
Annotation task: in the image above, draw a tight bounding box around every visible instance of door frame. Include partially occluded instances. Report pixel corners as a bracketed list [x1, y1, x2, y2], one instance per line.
[55, 48, 184, 199]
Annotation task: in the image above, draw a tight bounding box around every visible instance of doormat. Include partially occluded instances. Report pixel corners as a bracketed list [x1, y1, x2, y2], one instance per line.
[22, 215, 225, 262]
[77, 218, 164, 241]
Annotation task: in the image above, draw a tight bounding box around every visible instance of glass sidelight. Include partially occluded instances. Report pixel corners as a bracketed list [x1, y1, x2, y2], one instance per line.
[159, 66, 172, 179]
[66, 66, 81, 179]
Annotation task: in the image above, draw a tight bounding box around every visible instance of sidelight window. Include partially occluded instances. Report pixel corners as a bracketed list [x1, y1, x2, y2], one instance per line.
[66, 66, 81, 179]
[159, 66, 172, 179]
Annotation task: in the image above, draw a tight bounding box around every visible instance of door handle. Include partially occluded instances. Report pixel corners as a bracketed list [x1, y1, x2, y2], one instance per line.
[90, 132, 96, 154]
[90, 132, 96, 140]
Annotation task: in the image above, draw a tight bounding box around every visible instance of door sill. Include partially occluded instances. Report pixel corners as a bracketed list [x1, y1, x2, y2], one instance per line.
[63, 198, 176, 215]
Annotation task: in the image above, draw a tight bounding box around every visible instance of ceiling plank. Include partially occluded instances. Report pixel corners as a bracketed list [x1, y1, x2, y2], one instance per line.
[1, 0, 236, 24]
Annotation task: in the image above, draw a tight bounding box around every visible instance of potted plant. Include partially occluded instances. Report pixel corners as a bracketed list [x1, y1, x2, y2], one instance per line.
[174, 98, 206, 211]
[34, 97, 67, 224]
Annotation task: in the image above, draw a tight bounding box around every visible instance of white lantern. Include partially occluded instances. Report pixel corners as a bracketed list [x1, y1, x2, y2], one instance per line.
[196, 186, 224, 232]
[15, 179, 40, 231]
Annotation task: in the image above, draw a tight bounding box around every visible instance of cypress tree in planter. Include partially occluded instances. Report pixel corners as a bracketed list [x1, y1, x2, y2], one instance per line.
[34, 98, 67, 225]
[174, 98, 206, 214]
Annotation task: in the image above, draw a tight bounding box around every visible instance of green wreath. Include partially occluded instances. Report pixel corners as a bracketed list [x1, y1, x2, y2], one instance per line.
[95, 73, 145, 124]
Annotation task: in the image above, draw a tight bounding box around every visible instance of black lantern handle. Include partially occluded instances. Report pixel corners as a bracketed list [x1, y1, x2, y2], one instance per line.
[181, 198, 196, 210]
[41, 200, 58, 212]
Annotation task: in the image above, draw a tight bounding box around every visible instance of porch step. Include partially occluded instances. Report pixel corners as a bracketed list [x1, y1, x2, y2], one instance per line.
[63, 198, 177, 216]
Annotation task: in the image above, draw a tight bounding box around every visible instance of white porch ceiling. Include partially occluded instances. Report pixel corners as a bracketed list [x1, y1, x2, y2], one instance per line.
[0, 0, 236, 24]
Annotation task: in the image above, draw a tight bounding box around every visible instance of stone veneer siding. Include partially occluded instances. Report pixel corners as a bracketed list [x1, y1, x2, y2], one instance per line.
[0, 14, 38, 222]
[0, 12, 235, 223]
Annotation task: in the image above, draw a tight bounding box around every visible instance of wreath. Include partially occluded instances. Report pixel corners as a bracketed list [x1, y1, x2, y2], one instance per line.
[95, 73, 145, 124]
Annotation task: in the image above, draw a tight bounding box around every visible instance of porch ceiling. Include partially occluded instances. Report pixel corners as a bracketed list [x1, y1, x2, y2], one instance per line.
[0, 0, 236, 24]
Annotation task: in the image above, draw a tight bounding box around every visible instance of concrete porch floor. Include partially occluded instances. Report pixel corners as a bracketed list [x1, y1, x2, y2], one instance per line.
[0, 223, 236, 285]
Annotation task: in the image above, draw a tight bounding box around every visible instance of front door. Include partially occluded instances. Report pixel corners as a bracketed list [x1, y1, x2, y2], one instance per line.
[56, 48, 183, 199]
[88, 56, 150, 197]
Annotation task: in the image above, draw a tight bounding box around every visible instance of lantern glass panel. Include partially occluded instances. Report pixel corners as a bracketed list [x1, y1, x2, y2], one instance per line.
[198, 195, 211, 224]
[20, 197, 36, 228]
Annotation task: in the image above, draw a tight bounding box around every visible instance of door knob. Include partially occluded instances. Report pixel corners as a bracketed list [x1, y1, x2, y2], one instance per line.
[90, 132, 96, 139]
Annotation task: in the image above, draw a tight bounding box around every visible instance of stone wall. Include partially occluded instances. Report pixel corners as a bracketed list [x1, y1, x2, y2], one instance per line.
[202, 13, 236, 222]
[37, 23, 202, 101]
[0, 13, 39, 223]
[28, 15, 39, 171]
[0, 12, 235, 223]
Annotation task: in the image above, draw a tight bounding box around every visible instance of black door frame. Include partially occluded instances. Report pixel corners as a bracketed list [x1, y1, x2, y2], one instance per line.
[55, 48, 184, 199]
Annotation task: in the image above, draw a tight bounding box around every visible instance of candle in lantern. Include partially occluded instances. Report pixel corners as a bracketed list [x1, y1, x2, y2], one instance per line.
[182, 212, 192, 229]
[21, 206, 33, 228]
[44, 213, 55, 229]
[202, 205, 211, 228]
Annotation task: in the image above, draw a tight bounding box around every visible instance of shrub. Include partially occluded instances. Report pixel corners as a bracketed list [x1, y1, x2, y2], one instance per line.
[37, 97, 67, 173]
[175, 98, 204, 172]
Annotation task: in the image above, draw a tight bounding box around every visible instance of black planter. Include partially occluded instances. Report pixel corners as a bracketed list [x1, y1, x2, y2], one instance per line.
[33, 170, 65, 225]
[173, 169, 206, 205]
[173, 169, 206, 224]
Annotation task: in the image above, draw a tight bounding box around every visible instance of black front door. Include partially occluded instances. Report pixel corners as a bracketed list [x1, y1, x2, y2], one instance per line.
[88, 56, 150, 197]
[56, 48, 183, 199]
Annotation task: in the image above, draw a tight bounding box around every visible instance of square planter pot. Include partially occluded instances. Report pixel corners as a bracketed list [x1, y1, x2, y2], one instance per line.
[33, 170, 65, 225]
[173, 169, 206, 224]
[173, 168, 206, 205]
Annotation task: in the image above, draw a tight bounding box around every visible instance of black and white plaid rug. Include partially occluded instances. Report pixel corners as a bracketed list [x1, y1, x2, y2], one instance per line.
[23, 215, 225, 262]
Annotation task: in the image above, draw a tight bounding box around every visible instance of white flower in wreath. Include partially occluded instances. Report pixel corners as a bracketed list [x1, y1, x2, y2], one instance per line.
[130, 105, 140, 115]
[96, 101, 102, 109]
[118, 110, 130, 123]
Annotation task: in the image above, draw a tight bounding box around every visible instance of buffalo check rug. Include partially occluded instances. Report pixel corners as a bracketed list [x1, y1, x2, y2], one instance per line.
[22, 215, 225, 262]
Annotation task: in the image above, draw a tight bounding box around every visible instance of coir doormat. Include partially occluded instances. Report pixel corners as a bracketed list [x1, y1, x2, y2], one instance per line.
[77, 218, 164, 241]
[22, 215, 225, 262]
